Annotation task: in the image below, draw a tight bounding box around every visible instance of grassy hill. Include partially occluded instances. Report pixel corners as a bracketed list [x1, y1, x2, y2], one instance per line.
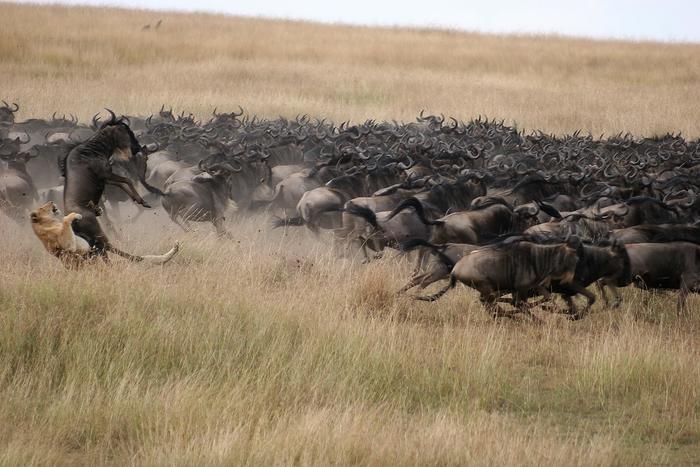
[1, 3, 700, 465]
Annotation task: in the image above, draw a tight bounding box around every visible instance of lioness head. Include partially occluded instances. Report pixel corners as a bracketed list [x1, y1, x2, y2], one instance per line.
[30, 201, 61, 224]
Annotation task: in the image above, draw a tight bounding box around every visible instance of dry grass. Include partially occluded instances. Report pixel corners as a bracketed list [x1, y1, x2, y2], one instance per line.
[2, 2, 700, 465]
[2, 2, 700, 136]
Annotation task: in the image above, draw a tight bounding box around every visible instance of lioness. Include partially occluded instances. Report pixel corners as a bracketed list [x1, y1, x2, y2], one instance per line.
[30, 201, 93, 268]
[30, 201, 180, 268]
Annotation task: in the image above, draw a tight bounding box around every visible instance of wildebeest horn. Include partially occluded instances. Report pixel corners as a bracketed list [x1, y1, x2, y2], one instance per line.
[3, 101, 19, 112]
[233, 106, 244, 117]
[683, 190, 697, 207]
[52, 112, 57, 121]
[221, 161, 243, 173]
[397, 156, 414, 170]
[665, 190, 697, 208]
[92, 113, 101, 129]
[105, 108, 117, 124]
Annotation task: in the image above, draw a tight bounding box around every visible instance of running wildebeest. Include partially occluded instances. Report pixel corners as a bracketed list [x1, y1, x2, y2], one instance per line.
[416, 237, 589, 319]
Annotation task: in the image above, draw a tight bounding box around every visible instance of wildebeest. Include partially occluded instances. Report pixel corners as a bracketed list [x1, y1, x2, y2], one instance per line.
[623, 242, 700, 311]
[161, 155, 242, 236]
[416, 238, 589, 319]
[62, 110, 178, 263]
[0, 101, 19, 126]
[390, 197, 541, 245]
[0, 136, 38, 221]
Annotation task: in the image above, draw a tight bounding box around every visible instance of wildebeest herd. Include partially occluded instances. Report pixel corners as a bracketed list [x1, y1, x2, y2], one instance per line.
[2, 101, 700, 319]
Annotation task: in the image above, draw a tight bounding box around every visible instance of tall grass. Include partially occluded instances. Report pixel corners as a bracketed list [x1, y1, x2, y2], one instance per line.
[1, 3, 700, 464]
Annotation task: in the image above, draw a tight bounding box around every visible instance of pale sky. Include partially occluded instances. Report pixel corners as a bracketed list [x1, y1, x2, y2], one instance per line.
[13, 0, 700, 43]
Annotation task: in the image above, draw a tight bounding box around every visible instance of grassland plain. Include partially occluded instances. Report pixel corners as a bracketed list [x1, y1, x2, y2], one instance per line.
[1, 2, 700, 465]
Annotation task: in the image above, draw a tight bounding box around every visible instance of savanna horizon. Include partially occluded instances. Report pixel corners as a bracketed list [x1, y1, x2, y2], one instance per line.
[1, 2, 700, 465]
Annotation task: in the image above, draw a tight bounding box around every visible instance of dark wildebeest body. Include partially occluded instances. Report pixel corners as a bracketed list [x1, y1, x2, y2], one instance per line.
[418, 240, 585, 318]
[392, 197, 540, 245]
[624, 242, 700, 311]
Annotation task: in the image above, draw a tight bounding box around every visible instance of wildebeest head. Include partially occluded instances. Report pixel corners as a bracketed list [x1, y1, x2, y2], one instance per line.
[512, 202, 543, 231]
[0, 101, 19, 126]
[99, 110, 142, 162]
[0, 136, 27, 158]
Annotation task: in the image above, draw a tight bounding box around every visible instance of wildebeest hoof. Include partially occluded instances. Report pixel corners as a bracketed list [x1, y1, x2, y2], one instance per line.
[141, 202, 152, 208]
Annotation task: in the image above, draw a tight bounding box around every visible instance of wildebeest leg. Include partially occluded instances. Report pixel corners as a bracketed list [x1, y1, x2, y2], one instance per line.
[106, 175, 150, 207]
[399, 265, 450, 295]
[562, 296, 577, 318]
[561, 282, 595, 319]
[513, 290, 543, 323]
[483, 294, 514, 320]
[413, 248, 428, 275]
[596, 281, 611, 306]
[397, 276, 421, 295]
[213, 217, 232, 239]
[415, 275, 456, 302]
[360, 243, 372, 264]
[608, 285, 622, 308]
[677, 279, 691, 314]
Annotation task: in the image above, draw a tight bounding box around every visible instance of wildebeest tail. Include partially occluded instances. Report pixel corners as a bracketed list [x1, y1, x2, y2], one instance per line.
[106, 242, 179, 264]
[415, 274, 457, 302]
[387, 198, 442, 225]
[400, 239, 456, 269]
[344, 203, 378, 228]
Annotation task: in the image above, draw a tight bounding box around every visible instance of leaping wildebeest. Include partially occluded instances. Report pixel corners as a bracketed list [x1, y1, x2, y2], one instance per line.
[61, 110, 179, 263]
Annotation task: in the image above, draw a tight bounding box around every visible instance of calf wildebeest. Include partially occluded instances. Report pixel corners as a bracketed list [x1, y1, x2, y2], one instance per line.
[624, 242, 700, 311]
[61, 111, 179, 263]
